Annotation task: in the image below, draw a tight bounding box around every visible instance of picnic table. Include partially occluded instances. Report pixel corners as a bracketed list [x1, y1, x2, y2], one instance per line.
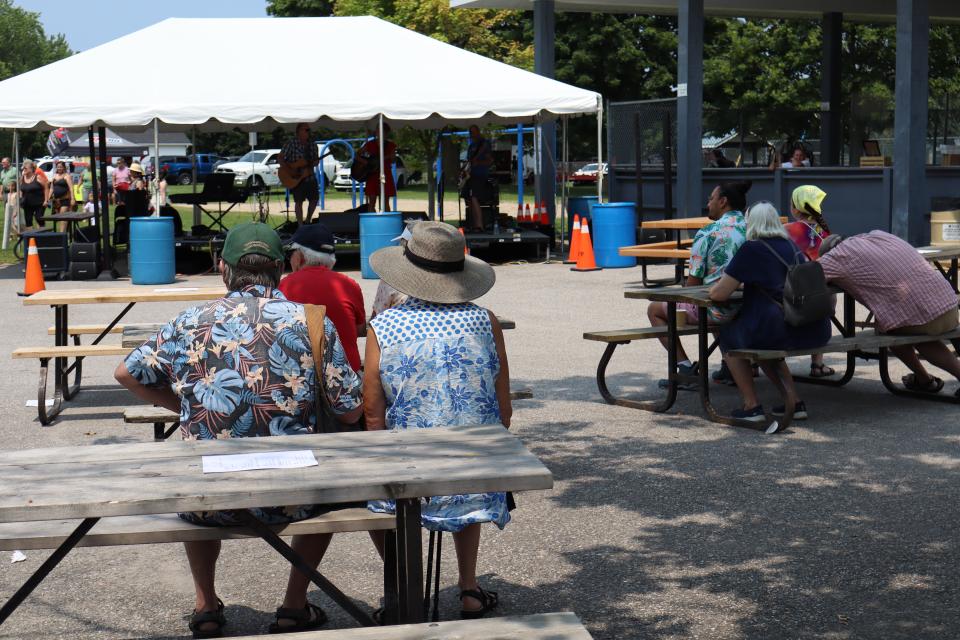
[0, 424, 553, 629]
[18, 285, 225, 423]
[916, 245, 960, 292]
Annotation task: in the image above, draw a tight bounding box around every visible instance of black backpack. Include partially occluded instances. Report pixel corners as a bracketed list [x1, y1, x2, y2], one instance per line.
[759, 240, 833, 327]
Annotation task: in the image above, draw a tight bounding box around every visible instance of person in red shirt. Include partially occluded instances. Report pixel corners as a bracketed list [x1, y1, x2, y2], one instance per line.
[360, 124, 396, 212]
[280, 224, 366, 371]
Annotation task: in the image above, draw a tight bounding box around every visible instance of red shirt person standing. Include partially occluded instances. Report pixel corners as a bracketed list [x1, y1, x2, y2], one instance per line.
[360, 124, 397, 211]
[279, 224, 366, 371]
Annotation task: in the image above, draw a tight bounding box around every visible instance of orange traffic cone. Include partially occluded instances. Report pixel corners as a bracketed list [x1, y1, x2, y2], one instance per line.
[458, 227, 469, 255]
[19, 238, 46, 296]
[571, 219, 601, 272]
[564, 215, 581, 264]
[539, 201, 550, 225]
[516, 203, 522, 222]
[524, 203, 532, 223]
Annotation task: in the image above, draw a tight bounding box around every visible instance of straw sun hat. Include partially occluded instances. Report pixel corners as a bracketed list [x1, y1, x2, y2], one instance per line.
[369, 221, 495, 304]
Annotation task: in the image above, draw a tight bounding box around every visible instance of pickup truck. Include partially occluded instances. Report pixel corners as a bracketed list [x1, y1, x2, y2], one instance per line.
[143, 154, 227, 185]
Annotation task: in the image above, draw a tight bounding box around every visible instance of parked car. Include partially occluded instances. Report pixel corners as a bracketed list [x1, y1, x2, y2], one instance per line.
[569, 162, 608, 184]
[215, 148, 339, 189]
[141, 154, 228, 185]
[36, 157, 86, 175]
[333, 155, 406, 191]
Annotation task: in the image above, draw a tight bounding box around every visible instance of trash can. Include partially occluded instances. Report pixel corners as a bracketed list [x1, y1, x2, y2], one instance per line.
[360, 212, 403, 279]
[591, 202, 637, 268]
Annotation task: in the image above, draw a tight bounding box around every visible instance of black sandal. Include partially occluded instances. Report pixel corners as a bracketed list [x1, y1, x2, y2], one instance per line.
[902, 373, 944, 393]
[810, 363, 836, 378]
[460, 585, 499, 619]
[269, 602, 328, 634]
[189, 598, 225, 639]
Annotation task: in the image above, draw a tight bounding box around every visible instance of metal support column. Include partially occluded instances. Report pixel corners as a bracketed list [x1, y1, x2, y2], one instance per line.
[534, 0, 557, 223]
[892, 0, 929, 244]
[677, 0, 704, 219]
[820, 12, 843, 166]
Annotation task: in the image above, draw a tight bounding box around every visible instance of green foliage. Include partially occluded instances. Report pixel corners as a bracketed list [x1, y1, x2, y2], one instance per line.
[266, 0, 335, 17]
[0, 0, 72, 158]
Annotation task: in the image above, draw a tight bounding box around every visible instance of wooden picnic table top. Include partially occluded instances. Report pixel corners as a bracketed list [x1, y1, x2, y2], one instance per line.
[22, 285, 227, 306]
[0, 424, 552, 524]
[624, 284, 722, 305]
[917, 245, 960, 259]
[640, 216, 787, 231]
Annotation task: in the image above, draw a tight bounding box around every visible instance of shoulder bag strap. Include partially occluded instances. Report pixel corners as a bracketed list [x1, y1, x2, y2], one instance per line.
[303, 304, 331, 432]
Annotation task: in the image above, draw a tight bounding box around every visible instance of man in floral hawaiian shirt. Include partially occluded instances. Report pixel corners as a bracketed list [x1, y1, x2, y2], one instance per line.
[115, 222, 361, 636]
[646, 181, 750, 385]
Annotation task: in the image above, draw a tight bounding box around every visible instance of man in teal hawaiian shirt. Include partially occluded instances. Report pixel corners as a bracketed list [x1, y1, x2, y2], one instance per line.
[116, 222, 361, 635]
[647, 182, 749, 380]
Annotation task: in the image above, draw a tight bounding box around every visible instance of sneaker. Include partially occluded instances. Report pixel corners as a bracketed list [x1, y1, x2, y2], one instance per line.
[731, 405, 766, 423]
[658, 361, 698, 390]
[772, 401, 808, 420]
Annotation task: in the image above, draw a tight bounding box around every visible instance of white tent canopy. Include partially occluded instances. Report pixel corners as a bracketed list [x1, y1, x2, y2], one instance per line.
[0, 16, 600, 132]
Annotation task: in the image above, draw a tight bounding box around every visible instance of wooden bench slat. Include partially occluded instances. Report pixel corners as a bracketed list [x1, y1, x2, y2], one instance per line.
[123, 406, 178, 423]
[618, 247, 691, 259]
[0, 508, 395, 551]
[631, 238, 695, 250]
[226, 612, 592, 639]
[12, 344, 129, 358]
[729, 328, 960, 360]
[584, 326, 698, 343]
[47, 324, 126, 336]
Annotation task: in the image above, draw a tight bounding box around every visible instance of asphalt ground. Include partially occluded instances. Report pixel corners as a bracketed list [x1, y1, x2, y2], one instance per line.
[0, 259, 958, 639]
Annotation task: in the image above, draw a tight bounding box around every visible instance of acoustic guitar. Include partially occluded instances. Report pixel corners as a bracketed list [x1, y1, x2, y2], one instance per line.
[278, 150, 335, 189]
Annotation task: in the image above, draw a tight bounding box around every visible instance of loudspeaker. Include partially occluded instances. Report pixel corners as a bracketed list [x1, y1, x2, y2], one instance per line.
[22, 230, 68, 275]
[70, 241, 100, 263]
[69, 261, 99, 280]
[74, 224, 99, 244]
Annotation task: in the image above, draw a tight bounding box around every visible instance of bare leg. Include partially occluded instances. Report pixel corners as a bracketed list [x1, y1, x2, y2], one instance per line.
[275, 532, 333, 625]
[727, 356, 760, 409]
[469, 196, 483, 230]
[647, 302, 691, 362]
[452, 524, 483, 612]
[183, 540, 222, 632]
[908, 342, 960, 382]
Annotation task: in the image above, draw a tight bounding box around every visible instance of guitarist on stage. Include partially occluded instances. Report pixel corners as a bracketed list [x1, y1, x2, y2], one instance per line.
[280, 123, 320, 225]
[360, 123, 397, 212]
[463, 125, 494, 232]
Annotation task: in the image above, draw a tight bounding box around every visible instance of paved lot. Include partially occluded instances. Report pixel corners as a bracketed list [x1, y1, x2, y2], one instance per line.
[0, 259, 957, 639]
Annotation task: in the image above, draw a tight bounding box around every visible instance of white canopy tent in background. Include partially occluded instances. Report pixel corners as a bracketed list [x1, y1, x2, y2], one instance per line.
[0, 16, 601, 266]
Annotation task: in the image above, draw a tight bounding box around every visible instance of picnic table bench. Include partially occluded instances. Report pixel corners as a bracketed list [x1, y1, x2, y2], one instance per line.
[226, 612, 593, 639]
[0, 425, 553, 629]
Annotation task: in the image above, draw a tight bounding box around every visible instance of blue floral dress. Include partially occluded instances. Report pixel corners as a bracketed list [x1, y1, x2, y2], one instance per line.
[368, 298, 510, 533]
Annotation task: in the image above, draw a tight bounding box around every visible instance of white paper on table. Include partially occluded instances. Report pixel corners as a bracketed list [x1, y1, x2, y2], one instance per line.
[202, 450, 318, 474]
[917, 249, 939, 254]
[25, 399, 55, 407]
[10, 550, 26, 563]
[153, 287, 200, 292]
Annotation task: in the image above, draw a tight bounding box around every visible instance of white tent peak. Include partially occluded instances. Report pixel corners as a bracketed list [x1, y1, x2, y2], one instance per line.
[0, 15, 600, 132]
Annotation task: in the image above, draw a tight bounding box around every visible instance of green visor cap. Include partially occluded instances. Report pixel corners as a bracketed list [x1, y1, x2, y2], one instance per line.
[221, 222, 284, 266]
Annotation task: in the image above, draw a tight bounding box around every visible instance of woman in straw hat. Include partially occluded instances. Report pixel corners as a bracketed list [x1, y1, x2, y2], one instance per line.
[786, 185, 835, 378]
[364, 221, 511, 619]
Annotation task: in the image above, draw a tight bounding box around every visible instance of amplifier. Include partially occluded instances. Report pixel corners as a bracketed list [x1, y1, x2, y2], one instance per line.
[22, 231, 68, 276]
[69, 261, 99, 280]
[70, 241, 100, 263]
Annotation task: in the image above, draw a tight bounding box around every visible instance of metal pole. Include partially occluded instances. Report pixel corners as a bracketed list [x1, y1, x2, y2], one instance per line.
[191, 126, 200, 226]
[97, 126, 113, 275]
[597, 98, 604, 202]
[2, 130, 14, 250]
[378, 115, 385, 213]
[516, 124, 524, 207]
[86, 126, 98, 228]
[561, 116, 568, 254]
[153, 118, 160, 216]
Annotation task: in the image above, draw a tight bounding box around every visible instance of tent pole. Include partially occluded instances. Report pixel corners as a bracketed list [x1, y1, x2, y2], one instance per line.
[378, 115, 385, 213]
[97, 126, 115, 277]
[597, 98, 604, 202]
[2, 130, 14, 250]
[191, 126, 200, 226]
[561, 115, 568, 254]
[86, 126, 98, 230]
[153, 119, 160, 216]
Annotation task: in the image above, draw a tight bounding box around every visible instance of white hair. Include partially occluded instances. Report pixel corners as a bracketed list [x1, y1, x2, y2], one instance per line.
[290, 242, 336, 268]
[745, 201, 789, 241]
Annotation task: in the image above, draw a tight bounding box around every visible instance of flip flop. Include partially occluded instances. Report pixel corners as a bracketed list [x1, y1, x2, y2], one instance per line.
[269, 602, 327, 634]
[460, 585, 499, 619]
[189, 598, 225, 639]
[809, 363, 836, 378]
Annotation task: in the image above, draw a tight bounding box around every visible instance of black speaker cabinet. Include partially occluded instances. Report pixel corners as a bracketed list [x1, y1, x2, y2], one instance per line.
[22, 230, 68, 276]
[69, 261, 99, 280]
[70, 241, 100, 263]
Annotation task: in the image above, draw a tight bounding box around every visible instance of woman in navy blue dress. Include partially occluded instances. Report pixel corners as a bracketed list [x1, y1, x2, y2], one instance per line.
[709, 202, 832, 422]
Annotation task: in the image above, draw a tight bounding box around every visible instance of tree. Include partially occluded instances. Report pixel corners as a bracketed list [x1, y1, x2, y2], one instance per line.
[0, 1, 72, 158]
[266, 0, 335, 17]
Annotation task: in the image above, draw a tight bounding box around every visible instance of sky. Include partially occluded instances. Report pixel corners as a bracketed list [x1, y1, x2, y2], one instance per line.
[27, 0, 267, 52]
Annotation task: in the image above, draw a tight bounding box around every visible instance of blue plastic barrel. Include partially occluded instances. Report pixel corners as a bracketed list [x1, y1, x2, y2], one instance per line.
[567, 196, 599, 237]
[591, 202, 637, 268]
[360, 212, 403, 279]
[129, 217, 175, 284]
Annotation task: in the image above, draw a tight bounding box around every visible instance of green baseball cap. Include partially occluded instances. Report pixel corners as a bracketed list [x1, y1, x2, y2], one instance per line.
[221, 222, 284, 266]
